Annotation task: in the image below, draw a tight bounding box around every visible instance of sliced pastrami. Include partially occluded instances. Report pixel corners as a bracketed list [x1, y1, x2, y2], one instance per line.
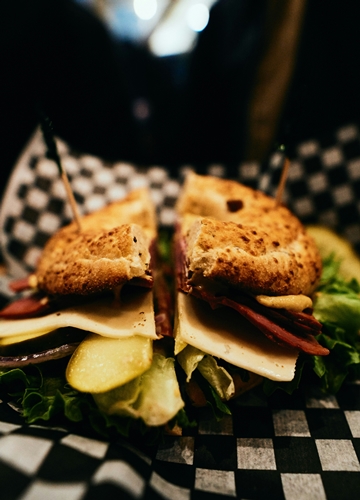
[229, 293, 322, 336]
[154, 270, 173, 338]
[8, 275, 34, 293]
[0, 294, 52, 319]
[190, 287, 329, 356]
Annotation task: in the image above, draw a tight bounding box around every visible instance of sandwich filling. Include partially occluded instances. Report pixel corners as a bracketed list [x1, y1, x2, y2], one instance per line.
[173, 173, 329, 403]
[175, 221, 328, 356]
[0, 188, 185, 428]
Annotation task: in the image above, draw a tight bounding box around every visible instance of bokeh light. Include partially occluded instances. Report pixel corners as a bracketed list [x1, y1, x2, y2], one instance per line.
[133, 0, 157, 21]
[186, 3, 209, 32]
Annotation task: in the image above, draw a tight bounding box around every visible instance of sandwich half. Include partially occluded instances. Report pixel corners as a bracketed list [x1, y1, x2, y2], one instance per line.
[0, 188, 184, 432]
[174, 173, 329, 407]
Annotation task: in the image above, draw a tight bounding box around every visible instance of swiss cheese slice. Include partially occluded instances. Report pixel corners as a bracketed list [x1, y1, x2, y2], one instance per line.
[0, 289, 156, 340]
[175, 293, 298, 382]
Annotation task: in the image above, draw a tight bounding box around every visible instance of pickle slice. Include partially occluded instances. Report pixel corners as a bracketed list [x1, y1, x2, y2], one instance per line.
[66, 334, 152, 393]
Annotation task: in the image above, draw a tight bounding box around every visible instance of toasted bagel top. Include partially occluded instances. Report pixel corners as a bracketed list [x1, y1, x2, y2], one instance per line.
[36, 188, 156, 295]
[176, 171, 278, 221]
[177, 173, 322, 296]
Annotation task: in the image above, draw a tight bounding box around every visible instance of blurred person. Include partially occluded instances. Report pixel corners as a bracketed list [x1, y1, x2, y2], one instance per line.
[185, 0, 360, 163]
[1, 0, 360, 190]
[1, 0, 188, 196]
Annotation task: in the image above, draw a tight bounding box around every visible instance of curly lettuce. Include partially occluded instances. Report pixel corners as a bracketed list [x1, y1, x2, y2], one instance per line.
[264, 254, 360, 396]
[310, 255, 360, 393]
[93, 353, 184, 427]
[0, 354, 191, 441]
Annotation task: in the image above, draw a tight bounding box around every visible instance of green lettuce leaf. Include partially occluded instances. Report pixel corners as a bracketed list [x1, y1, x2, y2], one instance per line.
[177, 345, 205, 382]
[0, 355, 188, 441]
[177, 345, 237, 400]
[93, 353, 185, 427]
[197, 356, 235, 401]
[314, 294, 360, 343]
[0, 362, 91, 425]
[177, 345, 236, 417]
[191, 369, 232, 420]
[309, 254, 360, 393]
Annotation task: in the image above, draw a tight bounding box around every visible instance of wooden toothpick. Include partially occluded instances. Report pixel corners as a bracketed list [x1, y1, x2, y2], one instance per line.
[275, 148, 291, 206]
[39, 112, 82, 231]
[59, 170, 82, 230]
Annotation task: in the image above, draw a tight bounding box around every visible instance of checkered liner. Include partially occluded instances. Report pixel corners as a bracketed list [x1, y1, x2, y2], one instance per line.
[261, 124, 360, 251]
[1, 125, 360, 499]
[0, 129, 183, 280]
[1, 382, 360, 499]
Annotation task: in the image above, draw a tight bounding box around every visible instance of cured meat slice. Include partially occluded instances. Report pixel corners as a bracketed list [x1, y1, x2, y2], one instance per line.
[0, 295, 51, 319]
[190, 287, 329, 356]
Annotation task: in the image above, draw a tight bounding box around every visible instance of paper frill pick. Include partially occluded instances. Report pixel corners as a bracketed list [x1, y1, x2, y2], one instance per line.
[275, 145, 291, 206]
[39, 114, 82, 231]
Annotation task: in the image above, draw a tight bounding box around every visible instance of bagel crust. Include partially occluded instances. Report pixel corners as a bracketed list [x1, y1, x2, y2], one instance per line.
[176, 171, 278, 221]
[36, 188, 156, 295]
[178, 173, 322, 296]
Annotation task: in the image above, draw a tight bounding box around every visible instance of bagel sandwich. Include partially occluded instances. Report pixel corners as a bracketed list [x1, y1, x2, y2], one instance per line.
[0, 188, 185, 435]
[173, 173, 329, 409]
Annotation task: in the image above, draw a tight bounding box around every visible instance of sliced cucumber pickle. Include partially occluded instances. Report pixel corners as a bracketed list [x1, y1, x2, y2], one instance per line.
[66, 334, 153, 393]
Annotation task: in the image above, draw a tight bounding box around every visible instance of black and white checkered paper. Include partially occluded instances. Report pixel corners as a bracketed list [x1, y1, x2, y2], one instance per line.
[1, 382, 360, 500]
[0, 125, 360, 499]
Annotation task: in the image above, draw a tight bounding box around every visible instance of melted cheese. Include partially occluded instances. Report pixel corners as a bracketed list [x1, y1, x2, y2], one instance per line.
[0, 289, 156, 340]
[175, 292, 298, 382]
